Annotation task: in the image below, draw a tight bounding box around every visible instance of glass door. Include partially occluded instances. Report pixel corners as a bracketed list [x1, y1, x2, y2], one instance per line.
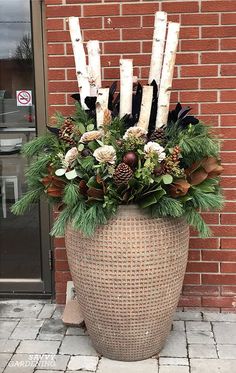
[0, 0, 52, 296]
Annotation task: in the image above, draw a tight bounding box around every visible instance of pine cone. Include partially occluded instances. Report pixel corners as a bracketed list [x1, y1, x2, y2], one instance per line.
[103, 109, 112, 126]
[171, 145, 181, 162]
[149, 128, 166, 142]
[113, 163, 133, 186]
[59, 117, 76, 145]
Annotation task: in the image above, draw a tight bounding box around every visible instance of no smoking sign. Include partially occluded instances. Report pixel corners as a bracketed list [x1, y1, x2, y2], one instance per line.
[16, 90, 32, 107]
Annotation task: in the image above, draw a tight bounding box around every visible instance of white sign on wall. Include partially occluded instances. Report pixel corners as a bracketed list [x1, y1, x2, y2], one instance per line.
[16, 90, 32, 106]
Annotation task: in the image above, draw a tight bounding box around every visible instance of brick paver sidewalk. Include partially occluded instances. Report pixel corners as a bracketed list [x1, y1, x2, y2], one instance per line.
[0, 300, 236, 372]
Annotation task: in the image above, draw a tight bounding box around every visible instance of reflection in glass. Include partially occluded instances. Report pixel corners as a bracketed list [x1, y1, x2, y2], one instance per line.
[0, 0, 41, 280]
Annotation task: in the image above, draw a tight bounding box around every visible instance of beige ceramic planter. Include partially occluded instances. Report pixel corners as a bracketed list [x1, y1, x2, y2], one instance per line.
[65, 205, 189, 361]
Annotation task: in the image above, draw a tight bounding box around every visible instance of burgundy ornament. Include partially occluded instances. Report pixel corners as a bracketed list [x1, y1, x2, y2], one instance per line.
[123, 151, 138, 169]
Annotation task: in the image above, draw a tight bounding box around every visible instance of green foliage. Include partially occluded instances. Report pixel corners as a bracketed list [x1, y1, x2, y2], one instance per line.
[63, 182, 80, 206]
[184, 208, 211, 238]
[11, 187, 44, 215]
[50, 207, 72, 236]
[189, 187, 224, 211]
[150, 196, 184, 218]
[22, 134, 59, 158]
[25, 154, 50, 179]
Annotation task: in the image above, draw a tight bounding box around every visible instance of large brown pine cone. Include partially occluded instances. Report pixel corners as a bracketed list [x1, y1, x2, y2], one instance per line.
[113, 162, 133, 186]
[149, 128, 166, 142]
[59, 118, 75, 145]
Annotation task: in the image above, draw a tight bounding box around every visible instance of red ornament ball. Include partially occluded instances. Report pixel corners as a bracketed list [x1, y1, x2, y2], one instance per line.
[123, 151, 138, 169]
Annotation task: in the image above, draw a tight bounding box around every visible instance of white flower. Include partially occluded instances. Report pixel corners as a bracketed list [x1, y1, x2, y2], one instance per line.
[93, 145, 116, 164]
[64, 147, 78, 164]
[144, 142, 166, 162]
[80, 130, 103, 143]
[123, 126, 147, 140]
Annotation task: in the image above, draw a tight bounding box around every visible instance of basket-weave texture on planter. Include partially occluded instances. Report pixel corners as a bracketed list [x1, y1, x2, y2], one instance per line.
[65, 205, 189, 361]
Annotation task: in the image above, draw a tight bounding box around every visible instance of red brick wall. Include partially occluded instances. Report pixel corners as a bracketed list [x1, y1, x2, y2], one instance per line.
[45, 0, 236, 310]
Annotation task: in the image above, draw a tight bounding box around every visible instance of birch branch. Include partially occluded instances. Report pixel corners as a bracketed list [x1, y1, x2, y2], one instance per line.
[96, 88, 109, 128]
[137, 85, 153, 131]
[156, 22, 180, 128]
[148, 11, 167, 86]
[68, 16, 90, 110]
[87, 40, 102, 97]
[119, 59, 133, 118]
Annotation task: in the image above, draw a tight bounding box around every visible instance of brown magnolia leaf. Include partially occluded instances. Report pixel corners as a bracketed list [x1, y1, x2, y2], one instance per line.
[41, 175, 53, 187]
[87, 187, 104, 199]
[189, 169, 208, 186]
[207, 165, 224, 178]
[169, 179, 191, 198]
[201, 157, 219, 174]
[51, 176, 66, 188]
[79, 180, 88, 196]
[47, 187, 63, 197]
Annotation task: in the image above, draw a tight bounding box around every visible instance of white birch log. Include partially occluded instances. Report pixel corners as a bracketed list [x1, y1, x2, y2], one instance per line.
[119, 59, 133, 118]
[148, 11, 167, 86]
[68, 16, 90, 110]
[96, 88, 109, 128]
[137, 85, 153, 131]
[87, 40, 102, 97]
[156, 22, 180, 128]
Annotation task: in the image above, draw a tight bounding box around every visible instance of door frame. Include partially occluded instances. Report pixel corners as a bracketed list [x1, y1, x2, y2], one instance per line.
[0, 0, 52, 297]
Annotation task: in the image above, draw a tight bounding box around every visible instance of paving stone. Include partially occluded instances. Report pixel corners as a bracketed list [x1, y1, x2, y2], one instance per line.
[172, 321, 185, 331]
[159, 357, 189, 366]
[0, 320, 18, 339]
[159, 367, 189, 373]
[203, 312, 236, 322]
[9, 328, 39, 340]
[0, 301, 44, 319]
[0, 353, 12, 369]
[97, 357, 158, 373]
[159, 331, 187, 358]
[186, 330, 214, 344]
[186, 321, 211, 331]
[37, 333, 64, 341]
[38, 355, 69, 370]
[35, 371, 62, 373]
[191, 359, 236, 373]
[174, 311, 202, 321]
[0, 340, 20, 353]
[4, 353, 40, 373]
[188, 344, 217, 358]
[59, 336, 98, 356]
[68, 356, 99, 371]
[52, 306, 64, 320]
[213, 322, 236, 344]
[217, 344, 236, 359]
[37, 304, 56, 319]
[66, 326, 88, 336]
[16, 340, 60, 354]
[40, 319, 66, 336]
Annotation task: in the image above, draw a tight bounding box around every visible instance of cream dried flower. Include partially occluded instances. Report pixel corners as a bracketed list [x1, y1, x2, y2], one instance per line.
[80, 130, 103, 143]
[144, 142, 166, 162]
[123, 127, 147, 140]
[64, 147, 78, 165]
[93, 145, 116, 164]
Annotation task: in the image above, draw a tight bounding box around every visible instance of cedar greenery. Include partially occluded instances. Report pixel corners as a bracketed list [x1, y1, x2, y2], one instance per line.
[12, 102, 223, 237]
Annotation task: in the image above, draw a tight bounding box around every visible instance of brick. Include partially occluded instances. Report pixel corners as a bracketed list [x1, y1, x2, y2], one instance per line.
[122, 3, 159, 15]
[48, 69, 65, 81]
[176, 53, 199, 65]
[188, 250, 201, 261]
[181, 13, 219, 25]
[222, 141, 236, 152]
[202, 52, 236, 64]
[104, 16, 141, 28]
[221, 263, 236, 273]
[223, 166, 236, 176]
[222, 202, 236, 211]
[101, 55, 121, 67]
[198, 115, 219, 126]
[201, 103, 236, 114]
[222, 13, 236, 24]
[202, 250, 236, 262]
[221, 115, 236, 126]
[84, 29, 120, 41]
[202, 274, 236, 285]
[45, 0, 62, 3]
[202, 296, 236, 307]
[221, 152, 236, 163]
[55, 271, 72, 282]
[184, 273, 201, 285]
[221, 65, 236, 76]
[181, 65, 218, 77]
[221, 238, 236, 249]
[48, 93, 66, 105]
[202, 213, 219, 225]
[48, 44, 64, 55]
[48, 81, 78, 92]
[126, 54, 151, 66]
[178, 295, 201, 307]
[104, 42, 140, 54]
[180, 27, 200, 39]
[55, 260, 70, 271]
[46, 5, 81, 17]
[202, 26, 236, 38]
[162, 1, 199, 13]
[79, 17, 102, 29]
[172, 78, 199, 90]
[201, 77, 236, 89]
[104, 67, 139, 79]
[181, 39, 218, 52]
[222, 286, 236, 296]
[56, 281, 67, 293]
[83, 4, 119, 16]
[54, 249, 67, 260]
[186, 262, 218, 273]
[122, 28, 153, 40]
[56, 293, 66, 304]
[221, 90, 236, 102]
[46, 19, 64, 30]
[183, 285, 219, 296]
[221, 38, 236, 50]
[211, 225, 236, 237]
[47, 31, 70, 42]
[202, 1, 236, 12]
[67, 0, 101, 2]
[54, 237, 65, 248]
[180, 91, 217, 102]
[48, 56, 74, 68]
[190, 238, 219, 249]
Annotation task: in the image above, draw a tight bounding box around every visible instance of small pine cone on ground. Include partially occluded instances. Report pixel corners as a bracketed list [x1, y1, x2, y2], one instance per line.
[113, 163, 133, 186]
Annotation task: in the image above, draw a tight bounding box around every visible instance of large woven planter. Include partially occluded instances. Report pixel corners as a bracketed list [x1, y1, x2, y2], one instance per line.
[65, 205, 189, 361]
